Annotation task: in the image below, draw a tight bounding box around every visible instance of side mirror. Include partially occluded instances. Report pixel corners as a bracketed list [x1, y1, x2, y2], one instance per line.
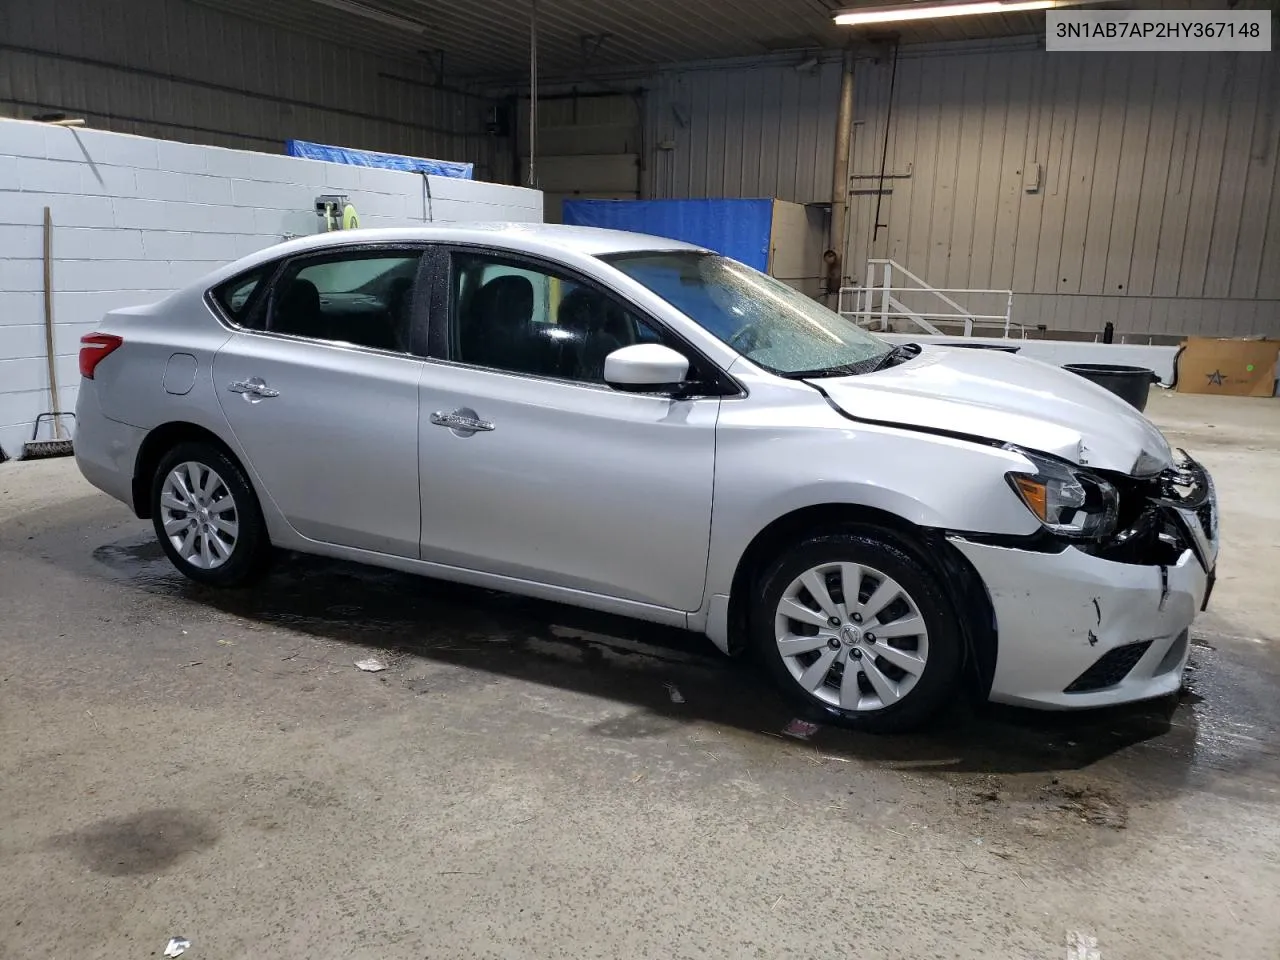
[603, 344, 691, 394]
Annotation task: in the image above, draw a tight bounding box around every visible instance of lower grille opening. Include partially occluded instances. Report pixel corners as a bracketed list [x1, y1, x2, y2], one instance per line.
[1064, 639, 1154, 693]
[1155, 630, 1189, 676]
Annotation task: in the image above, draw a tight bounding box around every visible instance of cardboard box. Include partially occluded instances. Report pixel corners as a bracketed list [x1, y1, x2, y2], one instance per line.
[1176, 337, 1279, 397]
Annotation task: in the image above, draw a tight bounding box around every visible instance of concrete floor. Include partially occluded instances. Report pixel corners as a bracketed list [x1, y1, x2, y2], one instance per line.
[1, 391, 1277, 960]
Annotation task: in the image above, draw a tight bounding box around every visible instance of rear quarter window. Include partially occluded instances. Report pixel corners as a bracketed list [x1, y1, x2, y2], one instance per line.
[211, 267, 269, 325]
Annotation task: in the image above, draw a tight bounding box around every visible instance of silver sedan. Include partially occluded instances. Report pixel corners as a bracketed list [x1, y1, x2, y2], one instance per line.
[74, 224, 1216, 731]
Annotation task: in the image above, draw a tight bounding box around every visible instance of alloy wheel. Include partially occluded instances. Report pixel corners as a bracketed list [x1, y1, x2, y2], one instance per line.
[159, 461, 240, 570]
[773, 561, 930, 711]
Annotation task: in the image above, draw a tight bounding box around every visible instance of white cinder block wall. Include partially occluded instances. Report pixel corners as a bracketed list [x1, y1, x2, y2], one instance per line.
[0, 119, 542, 459]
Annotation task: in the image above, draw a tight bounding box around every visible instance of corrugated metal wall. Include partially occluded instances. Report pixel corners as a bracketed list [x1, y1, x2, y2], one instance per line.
[646, 60, 844, 205]
[845, 46, 1280, 336]
[642, 45, 1280, 338]
[7, 0, 1277, 338]
[519, 92, 644, 221]
[0, 0, 502, 179]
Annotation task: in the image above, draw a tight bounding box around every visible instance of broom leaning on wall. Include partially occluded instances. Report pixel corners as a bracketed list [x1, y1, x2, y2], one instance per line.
[23, 207, 75, 459]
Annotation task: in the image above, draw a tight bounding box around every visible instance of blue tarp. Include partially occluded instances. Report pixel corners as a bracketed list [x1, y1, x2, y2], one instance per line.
[286, 139, 473, 179]
[561, 198, 773, 271]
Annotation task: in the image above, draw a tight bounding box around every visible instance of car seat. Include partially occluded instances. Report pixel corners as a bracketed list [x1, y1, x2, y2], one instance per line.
[273, 278, 321, 338]
[462, 274, 534, 371]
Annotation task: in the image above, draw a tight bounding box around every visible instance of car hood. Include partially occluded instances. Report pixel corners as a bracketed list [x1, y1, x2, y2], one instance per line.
[808, 346, 1172, 474]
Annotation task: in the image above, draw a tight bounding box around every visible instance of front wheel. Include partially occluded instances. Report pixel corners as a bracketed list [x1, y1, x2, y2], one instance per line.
[151, 441, 271, 587]
[751, 529, 962, 733]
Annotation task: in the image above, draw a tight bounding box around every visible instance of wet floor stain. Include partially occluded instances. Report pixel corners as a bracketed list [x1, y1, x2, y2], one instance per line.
[957, 776, 1130, 835]
[85, 532, 1280, 805]
[46, 807, 219, 876]
[590, 708, 689, 740]
[1041, 781, 1129, 829]
[93, 538, 166, 567]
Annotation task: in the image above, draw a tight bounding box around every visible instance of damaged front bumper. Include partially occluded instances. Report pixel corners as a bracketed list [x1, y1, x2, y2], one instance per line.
[951, 452, 1218, 710]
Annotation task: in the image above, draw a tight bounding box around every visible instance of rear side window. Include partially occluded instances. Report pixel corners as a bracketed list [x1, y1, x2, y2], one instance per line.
[267, 249, 423, 353]
[211, 267, 269, 324]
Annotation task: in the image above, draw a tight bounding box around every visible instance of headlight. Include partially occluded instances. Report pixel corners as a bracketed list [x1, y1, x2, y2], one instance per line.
[1006, 450, 1118, 539]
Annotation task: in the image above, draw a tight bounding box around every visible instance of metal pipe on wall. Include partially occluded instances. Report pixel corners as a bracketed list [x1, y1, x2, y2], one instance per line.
[871, 40, 901, 247]
[528, 0, 539, 188]
[828, 50, 855, 295]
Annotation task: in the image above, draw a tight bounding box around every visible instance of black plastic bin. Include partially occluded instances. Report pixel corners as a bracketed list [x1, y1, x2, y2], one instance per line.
[1062, 363, 1158, 412]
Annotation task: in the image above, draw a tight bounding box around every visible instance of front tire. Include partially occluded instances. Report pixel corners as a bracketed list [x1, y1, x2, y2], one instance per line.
[751, 528, 962, 733]
[151, 441, 270, 587]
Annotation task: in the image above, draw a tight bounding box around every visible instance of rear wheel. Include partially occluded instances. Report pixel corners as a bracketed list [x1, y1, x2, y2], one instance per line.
[751, 528, 962, 733]
[151, 441, 270, 587]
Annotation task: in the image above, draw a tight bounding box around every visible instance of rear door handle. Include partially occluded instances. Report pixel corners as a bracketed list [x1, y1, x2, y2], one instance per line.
[430, 409, 494, 434]
[228, 377, 280, 402]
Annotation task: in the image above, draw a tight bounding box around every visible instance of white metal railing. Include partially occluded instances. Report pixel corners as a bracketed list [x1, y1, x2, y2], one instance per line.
[838, 259, 1019, 338]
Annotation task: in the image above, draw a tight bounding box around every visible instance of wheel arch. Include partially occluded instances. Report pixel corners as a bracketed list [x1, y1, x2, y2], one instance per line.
[132, 421, 243, 518]
[723, 502, 997, 699]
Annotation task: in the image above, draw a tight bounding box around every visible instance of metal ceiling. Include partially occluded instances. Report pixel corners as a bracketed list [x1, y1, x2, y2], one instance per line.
[190, 0, 1061, 80]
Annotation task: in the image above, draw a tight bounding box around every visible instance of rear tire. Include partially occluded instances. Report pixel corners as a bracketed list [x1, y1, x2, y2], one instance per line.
[151, 441, 270, 587]
[751, 527, 962, 733]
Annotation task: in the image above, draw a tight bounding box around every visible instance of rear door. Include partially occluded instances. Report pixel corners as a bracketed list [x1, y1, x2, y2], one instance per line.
[212, 245, 428, 557]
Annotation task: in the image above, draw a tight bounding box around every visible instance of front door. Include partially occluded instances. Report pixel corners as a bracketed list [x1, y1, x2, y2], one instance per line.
[212, 246, 427, 557]
[416, 250, 720, 611]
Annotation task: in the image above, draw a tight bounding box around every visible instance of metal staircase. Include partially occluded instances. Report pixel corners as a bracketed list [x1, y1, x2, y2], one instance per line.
[838, 259, 1020, 338]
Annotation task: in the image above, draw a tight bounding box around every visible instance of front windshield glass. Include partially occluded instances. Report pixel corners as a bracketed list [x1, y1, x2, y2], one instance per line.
[602, 250, 890, 377]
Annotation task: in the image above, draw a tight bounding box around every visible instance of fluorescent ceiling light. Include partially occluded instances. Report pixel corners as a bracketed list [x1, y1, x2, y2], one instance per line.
[309, 0, 428, 32]
[834, 0, 1075, 26]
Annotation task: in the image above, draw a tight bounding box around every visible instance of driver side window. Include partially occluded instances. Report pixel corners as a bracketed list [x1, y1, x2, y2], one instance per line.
[449, 252, 671, 385]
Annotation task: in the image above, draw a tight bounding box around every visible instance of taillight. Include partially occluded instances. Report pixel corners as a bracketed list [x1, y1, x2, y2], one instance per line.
[79, 333, 123, 379]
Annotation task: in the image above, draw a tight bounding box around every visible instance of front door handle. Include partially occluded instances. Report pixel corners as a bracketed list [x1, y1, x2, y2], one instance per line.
[430, 409, 494, 434]
[228, 377, 280, 403]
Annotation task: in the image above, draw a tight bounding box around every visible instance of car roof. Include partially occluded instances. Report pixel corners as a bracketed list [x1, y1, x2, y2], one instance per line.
[237, 222, 708, 265]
